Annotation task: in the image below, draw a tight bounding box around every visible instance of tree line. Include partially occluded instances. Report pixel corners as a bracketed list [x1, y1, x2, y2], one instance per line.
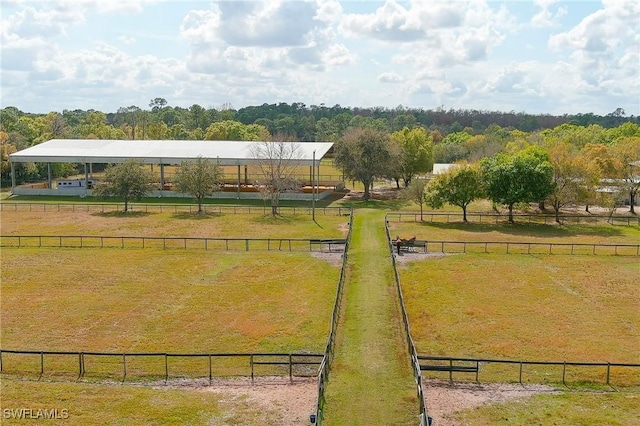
[332, 126, 639, 220]
[1, 100, 638, 218]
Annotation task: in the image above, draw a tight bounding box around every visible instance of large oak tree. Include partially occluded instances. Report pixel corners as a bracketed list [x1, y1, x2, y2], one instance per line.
[334, 128, 397, 201]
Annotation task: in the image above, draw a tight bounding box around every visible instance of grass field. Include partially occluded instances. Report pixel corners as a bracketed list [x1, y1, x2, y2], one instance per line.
[1, 249, 339, 353]
[0, 378, 298, 425]
[455, 391, 640, 425]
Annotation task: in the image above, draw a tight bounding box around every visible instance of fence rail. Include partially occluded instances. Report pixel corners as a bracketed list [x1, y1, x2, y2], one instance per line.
[0, 202, 351, 216]
[0, 349, 323, 383]
[396, 240, 639, 256]
[385, 221, 431, 426]
[1, 235, 347, 252]
[418, 355, 640, 387]
[314, 209, 353, 425]
[386, 212, 640, 226]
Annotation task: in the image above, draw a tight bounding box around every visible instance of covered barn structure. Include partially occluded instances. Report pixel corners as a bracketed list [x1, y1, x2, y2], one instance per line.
[8, 139, 339, 201]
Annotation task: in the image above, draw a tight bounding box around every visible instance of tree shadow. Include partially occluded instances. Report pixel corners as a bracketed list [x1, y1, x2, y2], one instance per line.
[91, 211, 153, 218]
[253, 214, 299, 225]
[171, 212, 224, 220]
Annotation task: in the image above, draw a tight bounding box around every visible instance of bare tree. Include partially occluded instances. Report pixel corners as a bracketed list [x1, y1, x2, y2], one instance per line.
[250, 137, 302, 216]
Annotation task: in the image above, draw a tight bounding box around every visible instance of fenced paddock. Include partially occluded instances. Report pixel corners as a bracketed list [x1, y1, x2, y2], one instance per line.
[0, 202, 351, 217]
[386, 212, 640, 226]
[418, 356, 640, 388]
[1, 235, 346, 252]
[0, 350, 323, 383]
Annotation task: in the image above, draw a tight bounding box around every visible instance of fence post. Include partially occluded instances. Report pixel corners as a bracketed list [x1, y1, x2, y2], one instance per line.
[606, 362, 610, 386]
[289, 354, 293, 382]
[78, 353, 82, 379]
[123, 354, 127, 382]
[40, 352, 44, 376]
[209, 355, 212, 384]
[165, 354, 169, 383]
[562, 361, 566, 386]
[449, 359, 453, 382]
[519, 361, 523, 384]
[250, 355, 254, 384]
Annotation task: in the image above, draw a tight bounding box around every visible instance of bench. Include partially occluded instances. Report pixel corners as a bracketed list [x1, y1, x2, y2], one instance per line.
[310, 239, 347, 252]
[392, 239, 427, 253]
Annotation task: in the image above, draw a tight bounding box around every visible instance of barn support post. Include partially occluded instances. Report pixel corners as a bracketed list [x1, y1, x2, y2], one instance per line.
[47, 163, 52, 189]
[10, 161, 16, 192]
[237, 164, 241, 199]
[312, 150, 316, 221]
[160, 164, 165, 193]
[244, 165, 248, 185]
[84, 163, 89, 196]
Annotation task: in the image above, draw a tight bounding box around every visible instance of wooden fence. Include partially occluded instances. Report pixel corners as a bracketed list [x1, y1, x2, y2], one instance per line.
[385, 221, 431, 426]
[0, 349, 322, 383]
[418, 355, 640, 387]
[0, 202, 351, 216]
[395, 240, 639, 256]
[1, 235, 347, 252]
[386, 212, 640, 226]
[313, 209, 353, 426]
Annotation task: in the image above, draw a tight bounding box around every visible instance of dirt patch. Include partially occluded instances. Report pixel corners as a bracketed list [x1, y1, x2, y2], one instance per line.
[394, 251, 456, 264]
[155, 377, 317, 425]
[423, 380, 559, 426]
[310, 251, 344, 267]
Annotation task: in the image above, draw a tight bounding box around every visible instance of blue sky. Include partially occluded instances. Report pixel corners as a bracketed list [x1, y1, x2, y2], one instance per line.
[1, 0, 638, 116]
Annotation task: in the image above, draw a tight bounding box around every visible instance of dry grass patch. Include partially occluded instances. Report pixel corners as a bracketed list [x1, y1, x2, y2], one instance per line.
[1, 248, 338, 355]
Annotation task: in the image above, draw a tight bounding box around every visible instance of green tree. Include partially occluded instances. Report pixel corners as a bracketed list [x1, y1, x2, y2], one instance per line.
[390, 126, 433, 187]
[334, 128, 396, 201]
[481, 147, 555, 223]
[250, 138, 302, 216]
[173, 156, 223, 213]
[425, 163, 484, 222]
[93, 159, 154, 212]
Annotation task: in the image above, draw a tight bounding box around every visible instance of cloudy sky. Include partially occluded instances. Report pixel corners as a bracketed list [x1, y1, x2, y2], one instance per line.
[1, 0, 638, 116]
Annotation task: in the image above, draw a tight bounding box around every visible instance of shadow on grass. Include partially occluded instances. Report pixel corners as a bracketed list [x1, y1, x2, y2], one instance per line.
[252, 214, 302, 225]
[337, 198, 410, 211]
[406, 221, 629, 238]
[171, 212, 224, 220]
[91, 211, 153, 218]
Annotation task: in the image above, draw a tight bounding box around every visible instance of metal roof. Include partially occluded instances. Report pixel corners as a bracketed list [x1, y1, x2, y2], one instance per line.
[9, 139, 334, 166]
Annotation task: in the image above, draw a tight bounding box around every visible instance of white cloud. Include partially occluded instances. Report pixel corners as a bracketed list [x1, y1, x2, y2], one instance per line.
[531, 0, 567, 28]
[378, 72, 403, 83]
[340, 0, 424, 41]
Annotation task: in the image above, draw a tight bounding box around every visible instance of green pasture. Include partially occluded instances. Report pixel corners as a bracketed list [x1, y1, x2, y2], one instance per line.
[453, 391, 640, 426]
[1, 248, 339, 380]
[0, 378, 293, 426]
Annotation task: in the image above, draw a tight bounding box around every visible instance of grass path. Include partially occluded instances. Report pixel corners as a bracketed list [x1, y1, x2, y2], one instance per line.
[322, 209, 417, 425]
